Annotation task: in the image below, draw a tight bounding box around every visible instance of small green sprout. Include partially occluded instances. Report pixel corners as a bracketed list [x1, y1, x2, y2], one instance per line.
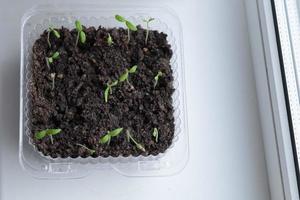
[76, 143, 95, 155]
[47, 26, 60, 48]
[75, 20, 86, 46]
[50, 73, 56, 90]
[104, 80, 118, 103]
[115, 15, 137, 43]
[152, 128, 159, 143]
[47, 51, 60, 64]
[119, 70, 128, 82]
[119, 65, 137, 87]
[35, 128, 62, 144]
[129, 65, 138, 73]
[99, 128, 123, 145]
[46, 51, 60, 69]
[143, 18, 155, 44]
[107, 33, 114, 46]
[154, 71, 163, 88]
[126, 130, 145, 152]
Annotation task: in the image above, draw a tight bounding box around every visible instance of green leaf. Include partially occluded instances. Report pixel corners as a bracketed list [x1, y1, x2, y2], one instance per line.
[104, 86, 110, 103]
[53, 29, 60, 38]
[111, 80, 118, 87]
[148, 18, 155, 22]
[157, 71, 163, 77]
[35, 129, 61, 140]
[152, 128, 158, 143]
[115, 15, 126, 22]
[48, 57, 53, 64]
[35, 130, 47, 140]
[52, 52, 60, 59]
[107, 33, 113, 46]
[99, 134, 111, 144]
[79, 31, 86, 44]
[75, 20, 82, 31]
[125, 21, 137, 31]
[154, 71, 163, 87]
[46, 129, 62, 136]
[108, 128, 123, 137]
[129, 65, 137, 73]
[119, 70, 128, 82]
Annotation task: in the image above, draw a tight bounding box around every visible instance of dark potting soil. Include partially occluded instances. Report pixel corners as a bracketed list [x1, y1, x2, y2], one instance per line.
[29, 25, 175, 158]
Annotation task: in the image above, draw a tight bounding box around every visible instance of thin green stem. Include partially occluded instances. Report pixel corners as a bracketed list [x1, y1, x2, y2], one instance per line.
[145, 23, 149, 44]
[126, 130, 137, 145]
[75, 31, 80, 47]
[47, 30, 51, 48]
[50, 73, 56, 90]
[127, 29, 130, 43]
[76, 143, 95, 154]
[50, 135, 54, 144]
[126, 130, 145, 152]
[126, 79, 134, 89]
[52, 78, 55, 90]
[107, 137, 111, 146]
[45, 57, 50, 70]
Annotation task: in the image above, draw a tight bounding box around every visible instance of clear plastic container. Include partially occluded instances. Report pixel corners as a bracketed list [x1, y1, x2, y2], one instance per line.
[19, 4, 189, 179]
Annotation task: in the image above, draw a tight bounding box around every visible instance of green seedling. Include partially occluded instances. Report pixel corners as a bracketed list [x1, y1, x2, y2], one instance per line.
[47, 26, 60, 48]
[152, 128, 159, 143]
[99, 128, 123, 145]
[126, 130, 145, 152]
[107, 33, 114, 46]
[76, 143, 96, 155]
[154, 71, 163, 88]
[47, 51, 60, 64]
[46, 51, 60, 69]
[115, 14, 137, 43]
[75, 20, 86, 46]
[143, 18, 154, 44]
[104, 80, 118, 103]
[50, 73, 56, 90]
[35, 128, 61, 144]
[119, 65, 137, 88]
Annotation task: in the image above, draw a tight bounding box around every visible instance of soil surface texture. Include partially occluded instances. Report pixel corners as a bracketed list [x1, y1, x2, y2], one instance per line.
[29, 25, 175, 158]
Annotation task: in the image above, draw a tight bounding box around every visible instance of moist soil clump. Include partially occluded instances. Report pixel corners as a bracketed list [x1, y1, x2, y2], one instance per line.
[30, 25, 175, 158]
